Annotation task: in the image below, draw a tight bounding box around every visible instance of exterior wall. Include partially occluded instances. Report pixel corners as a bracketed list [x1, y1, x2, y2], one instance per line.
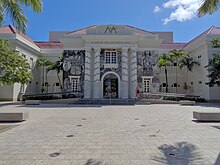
[185, 43, 210, 99]
[0, 85, 14, 101]
[15, 45, 40, 95]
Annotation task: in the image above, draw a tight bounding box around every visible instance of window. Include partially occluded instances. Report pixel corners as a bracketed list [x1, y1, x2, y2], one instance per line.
[162, 83, 167, 87]
[30, 57, 34, 69]
[105, 51, 117, 64]
[144, 80, 150, 93]
[71, 79, 78, 92]
[22, 54, 26, 59]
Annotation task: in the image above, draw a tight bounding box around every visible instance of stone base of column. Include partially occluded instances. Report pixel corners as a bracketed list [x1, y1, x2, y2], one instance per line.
[130, 82, 137, 99]
[121, 82, 128, 99]
[93, 81, 101, 98]
[84, 81, 91, 99]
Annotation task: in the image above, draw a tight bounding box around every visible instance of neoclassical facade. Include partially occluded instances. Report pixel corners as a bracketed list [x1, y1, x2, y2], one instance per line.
[0, 24, 220, 101]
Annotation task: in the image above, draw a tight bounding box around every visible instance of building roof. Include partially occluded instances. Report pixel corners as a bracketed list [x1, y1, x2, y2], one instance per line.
[160, 43, 186, 50]
[0, 25, 36, 45]
[35, 41, 63, 49]
[183, 26, 220, 49]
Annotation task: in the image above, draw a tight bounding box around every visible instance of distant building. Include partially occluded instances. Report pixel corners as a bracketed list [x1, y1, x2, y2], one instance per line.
[0, 24, 220, 101]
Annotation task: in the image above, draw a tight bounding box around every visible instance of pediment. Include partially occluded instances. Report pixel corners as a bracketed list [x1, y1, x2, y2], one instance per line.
[67, 25, 157, 37]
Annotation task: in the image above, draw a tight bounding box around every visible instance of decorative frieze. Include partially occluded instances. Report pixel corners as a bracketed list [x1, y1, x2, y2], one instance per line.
[87, 41, 137, 45]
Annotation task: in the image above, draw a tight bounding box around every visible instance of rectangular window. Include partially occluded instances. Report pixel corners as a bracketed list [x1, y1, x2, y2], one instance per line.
[71, 78, 78, 92]
[105, 52, 111, 64]
[112, 52, 117, 64]
[105, 51, 117, 64]
[144, 79, 150, 93]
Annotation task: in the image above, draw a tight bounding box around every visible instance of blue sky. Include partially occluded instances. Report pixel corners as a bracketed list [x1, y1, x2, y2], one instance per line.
[5, 0, 220, 43]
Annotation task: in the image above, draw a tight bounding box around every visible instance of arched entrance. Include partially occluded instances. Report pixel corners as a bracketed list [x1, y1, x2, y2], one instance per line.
[103, 73, 119, 99]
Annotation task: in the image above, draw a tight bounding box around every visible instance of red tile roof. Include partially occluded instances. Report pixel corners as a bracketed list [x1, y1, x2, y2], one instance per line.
[0, 25, 36, 45]
[35, 41, 63, 49]
[160, 43, 186, 50]
[67, 25, 97, 35]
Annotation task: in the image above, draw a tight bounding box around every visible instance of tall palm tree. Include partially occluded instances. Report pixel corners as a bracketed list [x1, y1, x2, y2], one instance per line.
[36, 57, 53, 93]
[0, 0, 42, 33]
[46, 55, 64, 91]
[158, 53, 172, 93]
[179, 56, 200, 93]
[169, 49, 189, 93]
[198, 0, 220, 16]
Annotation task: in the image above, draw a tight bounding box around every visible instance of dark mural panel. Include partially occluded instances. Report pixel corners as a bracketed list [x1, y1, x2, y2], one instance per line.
[137, 50, 160, 92]
[63, 50, 85, 97]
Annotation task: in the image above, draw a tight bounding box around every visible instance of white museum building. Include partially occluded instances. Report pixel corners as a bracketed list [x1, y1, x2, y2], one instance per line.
[0, 24, 220, 101]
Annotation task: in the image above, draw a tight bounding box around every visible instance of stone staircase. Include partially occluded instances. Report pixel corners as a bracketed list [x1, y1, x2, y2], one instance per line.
[70, 99, 137, 105]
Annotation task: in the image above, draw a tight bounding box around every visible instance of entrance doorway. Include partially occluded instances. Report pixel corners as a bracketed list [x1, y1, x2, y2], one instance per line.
[103, 74, 118, 99]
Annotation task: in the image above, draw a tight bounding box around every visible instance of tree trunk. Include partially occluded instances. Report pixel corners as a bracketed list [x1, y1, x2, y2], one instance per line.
[185, 69, 189, 94]
[176, 60, 178, 93]
[42, 66, 45, 93]
[165, 66, 168, 93]
[45, 71, 48, 93]
[57, 72, 62, 91]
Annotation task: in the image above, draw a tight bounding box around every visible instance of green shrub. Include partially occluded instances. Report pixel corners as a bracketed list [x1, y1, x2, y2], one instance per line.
[162, 96, 206, 102]
[22, 95, 60, 101]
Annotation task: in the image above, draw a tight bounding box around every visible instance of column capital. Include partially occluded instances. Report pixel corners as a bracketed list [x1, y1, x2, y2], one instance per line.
[121, 47, 129, 53]
[85, 47, 92, 53]
[93, 47, 101, 53]
[130, 47, 137, 53]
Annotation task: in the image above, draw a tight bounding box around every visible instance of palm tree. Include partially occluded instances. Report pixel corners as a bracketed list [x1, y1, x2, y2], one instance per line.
[169, 49, 189, 93]
[0, 0, 42, 33]
[36, 57, 53, 93]
[179, 56, 200, 93]
[198, 0, 220, 16]
[46, 55, 64, 91]
[158, 53, 172, 93]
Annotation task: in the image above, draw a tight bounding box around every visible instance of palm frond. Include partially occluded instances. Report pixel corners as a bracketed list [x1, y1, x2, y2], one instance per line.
[3, 0, 27, 33]
[198, 0, 220, 17]
[17, 0, 42, 13]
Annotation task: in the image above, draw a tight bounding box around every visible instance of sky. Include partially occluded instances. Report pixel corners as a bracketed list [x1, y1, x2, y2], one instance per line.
[4, 0, 220, 43]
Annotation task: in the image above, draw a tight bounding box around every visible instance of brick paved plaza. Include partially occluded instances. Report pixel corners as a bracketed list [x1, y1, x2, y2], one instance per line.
[0, 103, 220, 165]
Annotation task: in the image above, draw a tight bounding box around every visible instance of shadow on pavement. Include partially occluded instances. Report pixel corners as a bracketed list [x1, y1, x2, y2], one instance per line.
[214, 152, 220, 165]
[84, 159, 104, 165]
[152, 142, 203, 165]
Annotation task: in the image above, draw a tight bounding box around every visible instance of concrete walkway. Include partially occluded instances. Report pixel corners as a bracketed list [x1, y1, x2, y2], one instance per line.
[0, 103, 220, 165]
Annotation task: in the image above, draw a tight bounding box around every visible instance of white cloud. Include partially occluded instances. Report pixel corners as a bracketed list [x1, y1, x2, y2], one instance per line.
[153, 6, 161, 13]
[161, 0, 201, 24]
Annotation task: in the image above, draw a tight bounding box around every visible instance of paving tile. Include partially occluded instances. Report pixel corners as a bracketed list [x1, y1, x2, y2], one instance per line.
[0, 104, 220, 164]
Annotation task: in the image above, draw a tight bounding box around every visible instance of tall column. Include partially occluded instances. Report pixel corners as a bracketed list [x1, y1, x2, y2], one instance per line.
[121, 47, 129, 98]
[84, 47, 92, 98]
[130, 48, 138, 98]
[93, 47, 101, 98]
